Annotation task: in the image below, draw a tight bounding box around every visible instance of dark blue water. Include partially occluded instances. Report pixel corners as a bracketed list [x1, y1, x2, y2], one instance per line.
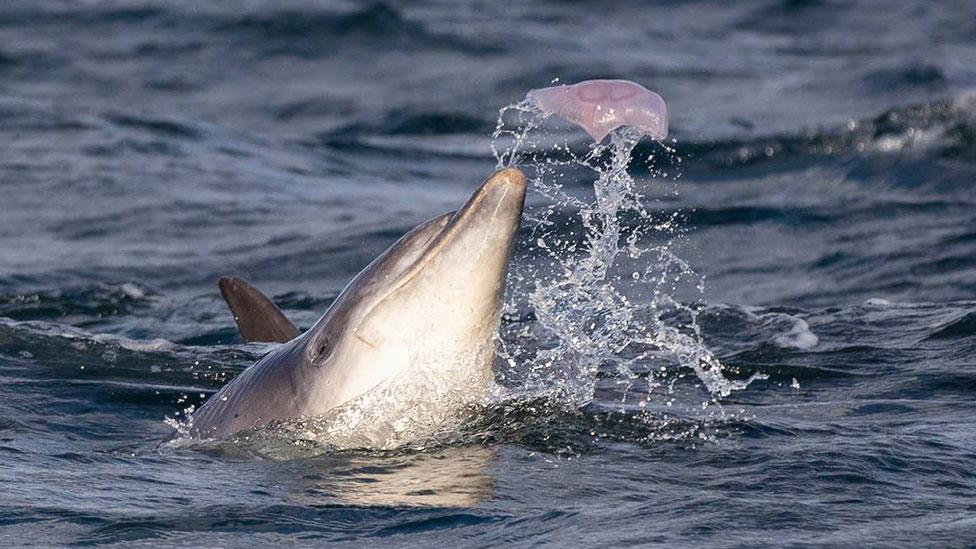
[2, 1, 976, 546]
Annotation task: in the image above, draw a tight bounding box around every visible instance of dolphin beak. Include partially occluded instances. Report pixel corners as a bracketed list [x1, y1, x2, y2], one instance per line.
[449, 167, 526, 231]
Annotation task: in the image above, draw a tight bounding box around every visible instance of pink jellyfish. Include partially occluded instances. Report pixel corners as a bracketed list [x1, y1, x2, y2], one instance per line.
[526, 79, 668, 143]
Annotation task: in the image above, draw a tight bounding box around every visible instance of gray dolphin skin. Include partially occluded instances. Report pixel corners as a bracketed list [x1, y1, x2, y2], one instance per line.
[186, 168, 527, 442]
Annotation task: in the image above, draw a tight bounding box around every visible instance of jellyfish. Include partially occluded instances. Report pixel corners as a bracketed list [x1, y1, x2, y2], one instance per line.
[526, 79, 668, 143]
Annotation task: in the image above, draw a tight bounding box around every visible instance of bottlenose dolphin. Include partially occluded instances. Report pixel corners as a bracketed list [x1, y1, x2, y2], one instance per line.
[184, 168, 526, 445]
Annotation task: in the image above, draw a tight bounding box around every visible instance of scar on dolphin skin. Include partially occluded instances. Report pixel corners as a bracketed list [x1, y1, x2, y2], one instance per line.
[527, 79, 668, 142]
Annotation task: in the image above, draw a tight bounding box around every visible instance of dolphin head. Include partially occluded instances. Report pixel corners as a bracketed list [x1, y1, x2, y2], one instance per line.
[185, 168, 527, 442]
[301, 168, 527, 415]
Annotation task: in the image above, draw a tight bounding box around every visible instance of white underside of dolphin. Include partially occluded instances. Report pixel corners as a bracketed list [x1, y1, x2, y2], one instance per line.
[183, 168, 526, 449]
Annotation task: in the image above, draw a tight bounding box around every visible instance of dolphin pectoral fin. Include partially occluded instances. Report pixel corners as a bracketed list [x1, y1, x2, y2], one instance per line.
[218, 276, 301, 343]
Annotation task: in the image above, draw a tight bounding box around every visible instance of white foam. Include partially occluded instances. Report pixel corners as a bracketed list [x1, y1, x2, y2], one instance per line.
[737, 305, 820, 350]
[772, 317, 819, 350]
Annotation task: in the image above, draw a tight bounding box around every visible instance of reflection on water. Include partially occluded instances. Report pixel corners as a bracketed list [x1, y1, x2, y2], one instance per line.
[287, 445, 495, 508]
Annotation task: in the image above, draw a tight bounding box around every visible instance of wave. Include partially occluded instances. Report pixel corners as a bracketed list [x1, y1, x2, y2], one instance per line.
[0, 5, 166, 26]
[2, 298, 973, 456]
[310, 93, 976, 174]
[107, 113, 203, 141]
[663, 93, 976, 169]
[215, 3, 500, 57]
[0, 281, 152, 324]
[925, 310, 976, 340]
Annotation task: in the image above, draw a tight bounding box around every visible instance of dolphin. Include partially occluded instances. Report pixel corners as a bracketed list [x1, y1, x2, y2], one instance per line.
[184, 168, 526, 445]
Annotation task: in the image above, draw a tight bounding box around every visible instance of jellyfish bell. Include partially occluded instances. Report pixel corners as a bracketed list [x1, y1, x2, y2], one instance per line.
[526, 79, 668, 143]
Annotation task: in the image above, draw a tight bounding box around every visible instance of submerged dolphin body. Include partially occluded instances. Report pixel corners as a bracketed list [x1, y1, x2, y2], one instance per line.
[186, 168, 526, 444]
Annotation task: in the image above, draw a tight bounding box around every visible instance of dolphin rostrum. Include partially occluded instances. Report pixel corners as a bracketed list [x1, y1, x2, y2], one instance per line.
[185, 168, 526, 446]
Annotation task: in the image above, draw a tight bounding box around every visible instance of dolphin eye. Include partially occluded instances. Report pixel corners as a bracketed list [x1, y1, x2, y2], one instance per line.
[313, 339, 332, 361]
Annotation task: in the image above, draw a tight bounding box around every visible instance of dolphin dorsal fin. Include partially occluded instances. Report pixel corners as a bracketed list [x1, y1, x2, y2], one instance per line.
[218, 276, 300, 343]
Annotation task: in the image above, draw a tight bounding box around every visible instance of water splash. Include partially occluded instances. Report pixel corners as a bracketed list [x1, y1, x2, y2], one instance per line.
[492, 99, 760, 425]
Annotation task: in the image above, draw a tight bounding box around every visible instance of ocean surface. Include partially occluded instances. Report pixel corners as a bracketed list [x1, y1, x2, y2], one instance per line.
[2, 0, 976, 547]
